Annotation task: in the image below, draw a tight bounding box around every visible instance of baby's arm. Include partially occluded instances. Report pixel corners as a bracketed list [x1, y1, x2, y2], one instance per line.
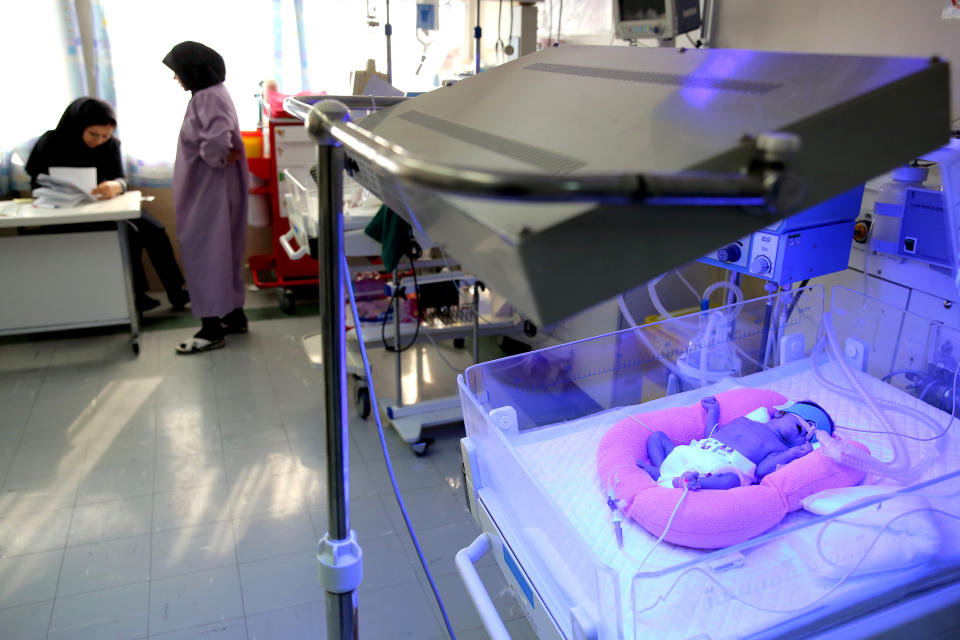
[756, 443, 813, 479]
[700, 396, 720, 438]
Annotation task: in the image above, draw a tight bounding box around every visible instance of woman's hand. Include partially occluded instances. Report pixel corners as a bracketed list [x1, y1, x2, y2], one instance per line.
[92, 180, 123, 199]
[226, 149, 243, 166]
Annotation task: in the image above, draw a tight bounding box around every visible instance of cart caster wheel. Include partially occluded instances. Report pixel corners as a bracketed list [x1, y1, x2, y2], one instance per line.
[279, 290, 296, 315]
[131, 342, 140, 355]
[453, 337, 465, 349]
[523, 319, 538, 337]
[411, 437, 434, 456]
[355, 386, 371, 420]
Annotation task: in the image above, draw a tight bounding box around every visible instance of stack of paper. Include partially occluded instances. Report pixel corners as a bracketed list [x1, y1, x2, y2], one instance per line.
[32, 173, 97, 208]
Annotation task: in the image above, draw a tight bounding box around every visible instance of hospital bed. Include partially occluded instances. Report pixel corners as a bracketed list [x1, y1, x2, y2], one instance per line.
[282, 43, 952, 640]
[456, 284, 960, 639]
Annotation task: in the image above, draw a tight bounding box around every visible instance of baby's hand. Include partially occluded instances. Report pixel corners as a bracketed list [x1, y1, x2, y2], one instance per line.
[700, 396, 719, 409]
[796, 443, 813, 456]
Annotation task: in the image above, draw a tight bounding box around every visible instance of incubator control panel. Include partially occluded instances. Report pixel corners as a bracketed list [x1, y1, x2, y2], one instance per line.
[750, 233, 779, 275]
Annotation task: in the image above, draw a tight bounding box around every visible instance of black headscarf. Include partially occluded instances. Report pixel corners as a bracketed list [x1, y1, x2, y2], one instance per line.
[162, 41, 226, 93]
[25, 97, 123, 190]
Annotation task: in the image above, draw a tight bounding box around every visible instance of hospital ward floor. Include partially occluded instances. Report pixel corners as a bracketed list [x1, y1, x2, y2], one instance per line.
[0, 290, 537, 639]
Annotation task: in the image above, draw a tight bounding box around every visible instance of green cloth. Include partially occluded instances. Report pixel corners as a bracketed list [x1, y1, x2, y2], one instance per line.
[364, 204, 413, 272]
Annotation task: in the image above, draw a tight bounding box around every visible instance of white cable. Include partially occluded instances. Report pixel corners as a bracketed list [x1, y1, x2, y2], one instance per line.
[633, 488, 689, 572]
[675, 270, 701, 299]
[633, 508, 960, 617]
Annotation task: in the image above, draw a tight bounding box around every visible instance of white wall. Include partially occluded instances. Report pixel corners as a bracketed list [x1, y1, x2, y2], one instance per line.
[712, 0, 960, 120]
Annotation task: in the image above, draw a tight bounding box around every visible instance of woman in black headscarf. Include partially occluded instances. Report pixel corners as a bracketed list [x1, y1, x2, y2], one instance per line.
[26, 97, 189, 311]
[163, 42, 249, 354]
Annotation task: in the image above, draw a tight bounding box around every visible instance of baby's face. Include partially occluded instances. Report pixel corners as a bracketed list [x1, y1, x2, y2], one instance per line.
[769, 410, 816, 447]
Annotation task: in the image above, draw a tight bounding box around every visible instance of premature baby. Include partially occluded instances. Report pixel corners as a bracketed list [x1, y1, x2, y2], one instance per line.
[637, 397, 835, 490]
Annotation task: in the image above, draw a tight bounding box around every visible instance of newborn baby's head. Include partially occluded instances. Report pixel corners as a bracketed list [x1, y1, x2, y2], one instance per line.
[771, 400, 835, 445]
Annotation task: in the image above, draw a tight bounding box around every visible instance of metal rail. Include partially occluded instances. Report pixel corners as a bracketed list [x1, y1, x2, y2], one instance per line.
[290, 95, 803, 213]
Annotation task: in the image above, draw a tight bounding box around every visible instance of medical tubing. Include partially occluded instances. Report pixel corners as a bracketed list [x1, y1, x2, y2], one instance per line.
[634, 508, 960, 618]
[635, 488, 688, 572]
[647, 275, 673, 320]
[701, 281, 743, 316]
[810, 338, 946, 440]
[618, 294, 686, 379]
[821, 312, 912, 479]
[606, 458, 689, 570]
[343, 254, 458, 640]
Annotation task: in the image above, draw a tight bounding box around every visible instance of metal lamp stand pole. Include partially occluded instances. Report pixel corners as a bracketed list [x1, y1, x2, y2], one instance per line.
[312, 101, 363, 640]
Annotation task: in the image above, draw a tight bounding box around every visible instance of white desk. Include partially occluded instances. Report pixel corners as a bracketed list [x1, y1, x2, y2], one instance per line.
[0, 191, 143, 353]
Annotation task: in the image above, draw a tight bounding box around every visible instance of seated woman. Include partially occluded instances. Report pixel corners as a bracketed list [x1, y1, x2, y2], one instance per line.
[25, 97, 189, 312]
[638, 397, 835, 490]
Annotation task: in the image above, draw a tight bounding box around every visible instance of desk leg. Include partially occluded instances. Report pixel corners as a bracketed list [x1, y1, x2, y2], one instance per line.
[116, 220, 141, 355]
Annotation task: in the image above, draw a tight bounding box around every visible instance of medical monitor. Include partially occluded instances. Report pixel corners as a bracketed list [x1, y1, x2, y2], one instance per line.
[614, 0, 701, 41]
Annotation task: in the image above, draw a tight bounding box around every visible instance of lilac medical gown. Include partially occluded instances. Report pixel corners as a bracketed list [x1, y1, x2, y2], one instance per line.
[173, 83, 249, 318]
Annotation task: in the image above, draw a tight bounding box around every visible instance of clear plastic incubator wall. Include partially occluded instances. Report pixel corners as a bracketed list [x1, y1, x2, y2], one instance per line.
[458, 284, 960, 639]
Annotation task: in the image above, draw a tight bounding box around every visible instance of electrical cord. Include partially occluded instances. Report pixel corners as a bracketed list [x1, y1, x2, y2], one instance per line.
[418, 323, 467, 375]
[381, 255, 421, 353]
[343, 253, 457, 640]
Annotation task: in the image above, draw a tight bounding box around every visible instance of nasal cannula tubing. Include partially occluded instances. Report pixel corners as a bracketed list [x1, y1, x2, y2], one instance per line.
[811, 342, 947, 439]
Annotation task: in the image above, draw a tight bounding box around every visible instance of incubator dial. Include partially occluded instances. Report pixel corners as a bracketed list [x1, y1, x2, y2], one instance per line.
[717, 244, 742, 263]
[751, 255, 772, 276]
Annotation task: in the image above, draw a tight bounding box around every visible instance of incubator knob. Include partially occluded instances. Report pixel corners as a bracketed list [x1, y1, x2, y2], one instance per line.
[717, 244, 741, 263]
[751, 255, 772, 276]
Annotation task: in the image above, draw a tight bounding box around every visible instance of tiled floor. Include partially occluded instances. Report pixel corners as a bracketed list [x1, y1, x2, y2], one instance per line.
[0, 305, 537, 639]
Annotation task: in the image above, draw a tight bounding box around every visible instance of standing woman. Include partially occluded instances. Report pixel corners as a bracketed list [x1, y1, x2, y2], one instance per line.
[163, 41, 249, 354]
[25, 97, 189, 312]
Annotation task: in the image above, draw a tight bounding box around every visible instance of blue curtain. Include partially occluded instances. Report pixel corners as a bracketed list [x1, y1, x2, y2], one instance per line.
[89, 1, 116, 105]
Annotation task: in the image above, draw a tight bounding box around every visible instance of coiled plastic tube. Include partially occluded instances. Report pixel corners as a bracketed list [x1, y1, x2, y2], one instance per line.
[817, 311, 914, 481]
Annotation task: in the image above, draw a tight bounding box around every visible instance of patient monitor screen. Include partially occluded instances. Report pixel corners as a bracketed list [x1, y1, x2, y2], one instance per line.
[619, 0, 667, 21]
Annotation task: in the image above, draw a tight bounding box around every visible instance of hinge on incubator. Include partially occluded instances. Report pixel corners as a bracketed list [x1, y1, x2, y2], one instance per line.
[780, 333, 806, 364]
[489, 405, 519, 434]
[843, 338, 869, 372]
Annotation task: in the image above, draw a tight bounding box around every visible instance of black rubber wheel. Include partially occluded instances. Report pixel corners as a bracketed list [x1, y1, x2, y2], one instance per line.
[279, 290, 296, 315]
[355, 386, 371, 420]
[132, 341, 140, 355]
[523, 319, 538, 337]
[453, 337, 465, 349]
[411, 437, 435, 456]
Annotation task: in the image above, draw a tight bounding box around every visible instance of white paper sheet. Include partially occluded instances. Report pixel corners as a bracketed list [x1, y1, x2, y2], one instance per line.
[49, 166, 97, 195]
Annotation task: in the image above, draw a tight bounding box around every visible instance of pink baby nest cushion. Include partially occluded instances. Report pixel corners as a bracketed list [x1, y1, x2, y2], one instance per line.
[596, 388, 866, 549]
